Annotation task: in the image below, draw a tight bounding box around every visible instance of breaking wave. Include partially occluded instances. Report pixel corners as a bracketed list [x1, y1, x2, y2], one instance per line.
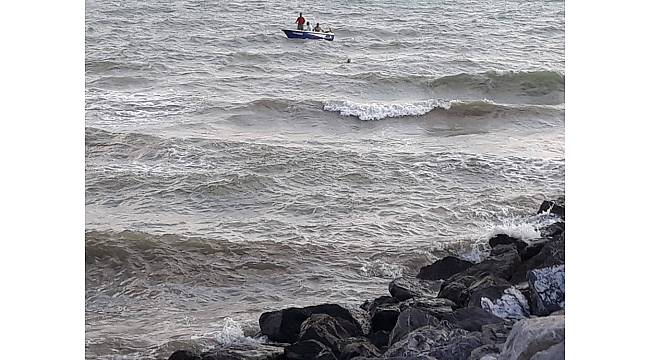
[323, 99, 450, 121]
[323, 99, 561, 121]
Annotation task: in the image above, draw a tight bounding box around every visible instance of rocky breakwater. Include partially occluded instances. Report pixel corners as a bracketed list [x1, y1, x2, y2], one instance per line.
[168, 197, 566, 360]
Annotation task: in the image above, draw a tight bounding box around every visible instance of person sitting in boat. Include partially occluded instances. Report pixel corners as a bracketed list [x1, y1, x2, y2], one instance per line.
[313, 23, 323, 32]
[305, 21, 312, 31]
[295, 13, 305, 30]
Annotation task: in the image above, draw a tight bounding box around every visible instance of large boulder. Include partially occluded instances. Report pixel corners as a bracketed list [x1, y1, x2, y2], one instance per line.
[511, 237, 564, 283]
[478, 286, 530, 320]
[384, 325, 483, 360]
[365, 296, 401, 333]
[537, 199, 565, 219]
[417, 256, 474, 281]
[439, 244, 521, 303]
[499, 316, 565, 360]
[337, 337, 382, 360]
[298, 314, 358, 356]
[528, 265, 565, 316]
[389, 277, 440, 301]
[388, 308, 441, 345]
[442, 307, 504, 332]
[488, 234, 527, 253]
[440, 274, 513, 308]
[259, 304, 362, 343]
[284, 340, 337, 360]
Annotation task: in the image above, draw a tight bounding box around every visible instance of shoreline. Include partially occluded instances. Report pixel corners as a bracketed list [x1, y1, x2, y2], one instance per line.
[167, 198, 565, 360]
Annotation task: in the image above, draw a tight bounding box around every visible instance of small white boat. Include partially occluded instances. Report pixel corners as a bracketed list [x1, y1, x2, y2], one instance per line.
[281, 29, 335, 41]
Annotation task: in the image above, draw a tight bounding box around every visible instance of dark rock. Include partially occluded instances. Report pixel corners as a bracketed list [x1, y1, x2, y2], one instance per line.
[537, 199, 565, 218]
[518, 238, 549, 261]
[284, 340, 337, 360]
[200, 344, 284, 360]
[499, 316, 565, 360]
[511, 237, 564, 283]
[442, 307, 504, 332]
[347, 306, 372, 336]
[480, 322, 514, 345]
[388, 308, 441, 345]
[367, 330, 390, 349]
[168, 350, 201, 360]
[440, 274, 514, 308]
[384, 325, 483, 360]
[363, 295, 398, 313]
[259, 304, 363, 343]
[398, 297, 456, 316]
[488, 234, 527, 253]
[528, 265, 565, 316]
[367, 296, 401, 333]
[539, 221, 565, 239]
[298, 314, 358, 356]
[437, 275, 476, 306]
[388, 277, 440, 301]
[468, 344, 501, 360]
[337, 337, 382, 360]
[417, 256, 474, 281]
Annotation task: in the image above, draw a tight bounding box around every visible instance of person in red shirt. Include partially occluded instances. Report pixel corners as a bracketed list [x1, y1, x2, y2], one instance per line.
[295, 13, 306, 30]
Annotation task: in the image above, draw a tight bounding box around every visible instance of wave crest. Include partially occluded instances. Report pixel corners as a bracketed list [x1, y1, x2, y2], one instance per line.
[323, 99, 451, 121]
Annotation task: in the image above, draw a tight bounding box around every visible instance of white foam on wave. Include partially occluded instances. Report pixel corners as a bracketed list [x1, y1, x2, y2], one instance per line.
[360, 259, 403, 279]
[323, 99, 451, 120]
[198, 317, 262, 346]
[487, 221, 541, 241]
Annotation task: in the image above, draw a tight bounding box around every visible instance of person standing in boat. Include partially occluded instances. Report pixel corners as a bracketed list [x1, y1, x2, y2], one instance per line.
[295, 13, 306, 30]
[305, 21, 312, 31]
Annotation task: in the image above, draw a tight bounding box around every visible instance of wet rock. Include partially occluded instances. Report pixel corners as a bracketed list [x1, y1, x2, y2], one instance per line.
[512, 237, 564, 283]
[528, 265, 565, 316]
[488, 234, 527, 253]
[539, 221, 565, 239]
[200, 344, 284, 360]
[537, 199, 565, 218]
[168, 350, 201, 360]
[417, 256, 474, 281]
[468, 344, 501, 360]
[442, 307, 504, 332]
[284, 339, 337, 360]
[388, 308, 441, 345]
[337, 337, 382, 360]
[518, 239, 549, 262]
[384, 325, 483, 360]
[440, 244, 521, 303]
[388, 277, 440, 301]
[500, 316, 565, 360]
[298, 314, 358, 356]
[366, 296, 401, 333]
[477, 286, 530, 320]
[440, 274, 512, 308]
[259, 304, 362, 343]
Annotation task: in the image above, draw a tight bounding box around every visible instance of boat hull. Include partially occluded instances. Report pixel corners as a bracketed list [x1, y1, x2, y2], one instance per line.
[282, 29, 334, 41]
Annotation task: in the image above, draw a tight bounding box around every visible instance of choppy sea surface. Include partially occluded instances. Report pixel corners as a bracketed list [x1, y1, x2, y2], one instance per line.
[85, 0, 564, 358]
